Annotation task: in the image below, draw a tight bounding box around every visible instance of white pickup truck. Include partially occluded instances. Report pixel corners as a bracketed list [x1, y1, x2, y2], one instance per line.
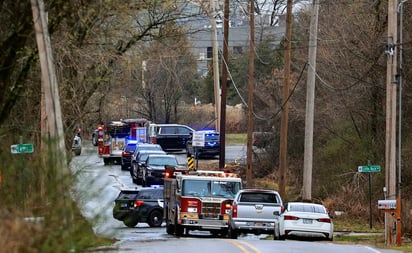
[227, 189, 283, 239]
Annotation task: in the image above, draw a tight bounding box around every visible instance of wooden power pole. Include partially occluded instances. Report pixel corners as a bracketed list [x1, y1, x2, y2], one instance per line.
[219, 0, 229, 169]
[385, 0, 398, 245]
[246, 0, 255, 187]
[31, 0, 71, 235]
[210, 0, 221, 132]
[302, 0, 320, 201]
[279, 0, 293, 198]
[31, 0, 67, 172]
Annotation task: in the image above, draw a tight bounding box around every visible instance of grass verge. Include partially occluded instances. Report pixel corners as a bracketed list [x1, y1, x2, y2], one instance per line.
[226, 133, 247, 145]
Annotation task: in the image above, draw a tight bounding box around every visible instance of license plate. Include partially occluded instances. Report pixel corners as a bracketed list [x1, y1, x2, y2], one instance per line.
[120, 203, 129, 208]
[302, 219, 312, 224]
[255, 222, 263, 226]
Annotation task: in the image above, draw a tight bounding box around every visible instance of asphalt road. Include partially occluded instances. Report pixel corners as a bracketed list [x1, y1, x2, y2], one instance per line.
[70, 143, 401, 253]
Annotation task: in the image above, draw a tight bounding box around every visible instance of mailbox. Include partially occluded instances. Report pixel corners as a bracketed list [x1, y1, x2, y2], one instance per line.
[378, 199, 397, 210]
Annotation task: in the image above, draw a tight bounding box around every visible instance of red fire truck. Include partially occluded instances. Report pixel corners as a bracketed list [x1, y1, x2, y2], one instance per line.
[97, 118, 149, 165]
[163, 167, 242, 237]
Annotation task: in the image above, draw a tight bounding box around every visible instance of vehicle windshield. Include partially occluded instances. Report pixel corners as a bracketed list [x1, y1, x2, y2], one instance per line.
[138, 145, 162, 151]
[289, 204, 326, 214]
[239, 192, 280, 204]
[125, 144, 136, 152]
[148, 156, 178, 167]
[182, 179, 241, 198]
[139, 153, 150, 162]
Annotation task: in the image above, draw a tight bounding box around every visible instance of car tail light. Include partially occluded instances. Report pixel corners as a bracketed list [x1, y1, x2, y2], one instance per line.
[221, 200, 232, 214]
[164, 171, 171, 178]
[232, 203, 238, 218]
[134, 200, 144, 207]
[280, 205, 285, 213]
[122, 151, 131, 156]
[181, 198, 201, 213]
[284, 215, 298, 221]
[317, 218, 331, 223]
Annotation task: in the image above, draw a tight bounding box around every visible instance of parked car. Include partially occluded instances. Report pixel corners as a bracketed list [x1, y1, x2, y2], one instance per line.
[278, 202, 334, 241]
[186, 130, 220, 158]
[120, 141, 138, 170]
[141, 154, 179, 187]
[92, 129, 98, 146]
[112, 187, 164, 228]
[228, 189, 283, 239]
[148, 124, 194, 151]
[131, 150, 166, 185]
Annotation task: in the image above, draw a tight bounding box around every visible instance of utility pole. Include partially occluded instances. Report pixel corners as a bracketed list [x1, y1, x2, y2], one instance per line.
[210, 0, 221, 132]
[31, 0, 71, 240]
[302, 0, 320, 201]
[396, 0, 408, 246]
[31, 0, 67, 172]
[219, 0, 229, 169]
[385, 0, 398, 245]
[246, 0, 255, 187]
[279, 0, 293, 198]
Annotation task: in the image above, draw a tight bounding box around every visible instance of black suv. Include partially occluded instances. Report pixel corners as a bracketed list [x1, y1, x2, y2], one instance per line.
[186, 130, 220, 158]
[131, 150, 166, 185]
[149, 124, 194, 151]
[112, 188, 164, 228]
[141, 154, 179, 187]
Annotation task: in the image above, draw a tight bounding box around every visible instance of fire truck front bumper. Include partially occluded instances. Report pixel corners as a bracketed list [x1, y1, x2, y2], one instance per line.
[179, 213, 229, 229]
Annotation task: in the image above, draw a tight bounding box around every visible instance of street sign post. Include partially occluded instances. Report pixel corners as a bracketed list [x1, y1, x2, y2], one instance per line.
[358, 161, 381, 229]
[11, 144, 34, 154]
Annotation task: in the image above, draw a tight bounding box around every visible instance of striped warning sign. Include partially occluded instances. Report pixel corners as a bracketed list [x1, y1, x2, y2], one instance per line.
[187, 156, 194, 170]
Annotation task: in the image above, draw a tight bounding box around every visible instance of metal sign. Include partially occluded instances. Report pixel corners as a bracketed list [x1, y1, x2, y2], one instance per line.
[358, 165, 381, 173]
[192, 131, 205, 147]
[11, 144, 34, 154]
[378, 200, 396, 210]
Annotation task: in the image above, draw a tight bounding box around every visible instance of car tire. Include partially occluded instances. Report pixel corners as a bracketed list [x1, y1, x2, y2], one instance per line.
[175, 216, 184, 236]
[166, 223, 175, 235]
[148, 210, 163, 227]
[123, 216, 138, 228]
[175, 224, 184, 236]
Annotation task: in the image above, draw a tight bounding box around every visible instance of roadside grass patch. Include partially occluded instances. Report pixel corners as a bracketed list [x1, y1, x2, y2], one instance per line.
[226, 133, 247, 145]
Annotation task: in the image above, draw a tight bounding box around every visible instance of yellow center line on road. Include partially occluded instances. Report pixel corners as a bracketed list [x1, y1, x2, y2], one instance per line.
[227, 240, 261, 253]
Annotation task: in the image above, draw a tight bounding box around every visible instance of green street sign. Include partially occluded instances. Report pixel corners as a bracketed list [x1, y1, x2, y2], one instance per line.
[358, 165, 381, 173]
[11, 144, 34, 154]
